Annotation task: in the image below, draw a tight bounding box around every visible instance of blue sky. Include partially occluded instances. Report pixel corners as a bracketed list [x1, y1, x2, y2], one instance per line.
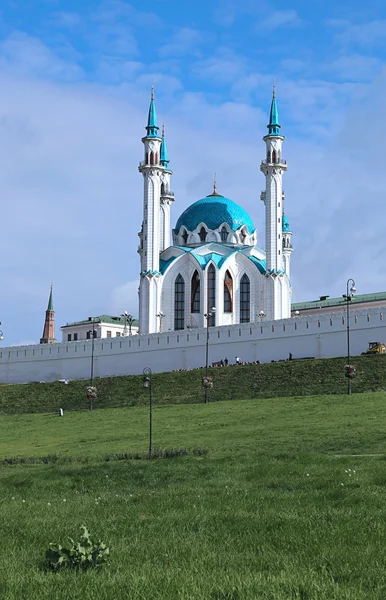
[1, 0, 386, 345]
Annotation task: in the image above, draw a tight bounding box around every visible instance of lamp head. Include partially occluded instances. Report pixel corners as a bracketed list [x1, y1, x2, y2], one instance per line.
[143, 377, 150, 389]
[350, 285, 356, 295]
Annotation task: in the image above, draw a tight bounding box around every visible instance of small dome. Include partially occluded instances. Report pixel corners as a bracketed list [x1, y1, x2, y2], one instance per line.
[174, 193, 255, 235]
[282, 215, 291, 232]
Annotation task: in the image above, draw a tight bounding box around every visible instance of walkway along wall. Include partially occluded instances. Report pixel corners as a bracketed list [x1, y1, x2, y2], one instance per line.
[0, 307, 386, 384]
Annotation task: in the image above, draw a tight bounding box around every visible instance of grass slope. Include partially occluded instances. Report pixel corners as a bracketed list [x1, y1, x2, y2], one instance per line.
[1, 354, 386, 415]
[1, 393, 386, 598]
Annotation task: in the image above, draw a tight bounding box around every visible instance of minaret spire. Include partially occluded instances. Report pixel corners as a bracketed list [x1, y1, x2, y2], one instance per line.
[267, 81, 280, 136]
[40, 285, 56, 344]
[160, 122, 169, 167]
[146, 86, 159, 137]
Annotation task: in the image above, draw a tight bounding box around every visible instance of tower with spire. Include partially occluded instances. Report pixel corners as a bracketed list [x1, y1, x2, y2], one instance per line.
[138, 88, 174, 334]
[40, 285, 56, 344]
[260, 84, 292, 318]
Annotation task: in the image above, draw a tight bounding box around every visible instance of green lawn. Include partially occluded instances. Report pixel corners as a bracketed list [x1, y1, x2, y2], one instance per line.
[1, 393, 386, 599]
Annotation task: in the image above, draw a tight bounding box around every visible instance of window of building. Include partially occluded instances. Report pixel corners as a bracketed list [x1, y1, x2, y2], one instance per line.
[240, 228, 247, 244]
[191, 270, 200, 313]
[74, 333, 78, 341]
[199, 227, 207, 242]
[220, 226, 228, 242]
[174, 274, 185, 330]
[224, 270, 233, 313]
[106, 331, 112, 338]
[207, 264, 216, 326]
[240, 274, 250, 323]
[116, 332, 121, 337]
[67, 333, 72, 341]
[182, 229, 188, 244]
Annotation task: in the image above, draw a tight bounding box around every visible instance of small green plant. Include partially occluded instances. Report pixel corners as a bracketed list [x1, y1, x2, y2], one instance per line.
[46, 525, 109, 571]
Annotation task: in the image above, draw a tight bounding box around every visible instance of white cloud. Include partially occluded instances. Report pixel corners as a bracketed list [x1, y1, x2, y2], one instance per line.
[259, 10, 301, 31]
[158, 27, 204, 58]
[333, 19, 386, 47]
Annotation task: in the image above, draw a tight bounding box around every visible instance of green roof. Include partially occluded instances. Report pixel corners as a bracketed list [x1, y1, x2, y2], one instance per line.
[292, 291, 386, 312]
[61, 315, 139, 329]
[47, 285, 54, 311]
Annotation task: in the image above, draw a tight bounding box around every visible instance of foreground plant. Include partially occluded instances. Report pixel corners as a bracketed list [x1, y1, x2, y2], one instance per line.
[46, 525, 109, 571]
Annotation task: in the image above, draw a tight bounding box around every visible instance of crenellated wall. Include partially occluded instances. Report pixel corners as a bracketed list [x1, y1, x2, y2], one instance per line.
[0, 306, 385, 384]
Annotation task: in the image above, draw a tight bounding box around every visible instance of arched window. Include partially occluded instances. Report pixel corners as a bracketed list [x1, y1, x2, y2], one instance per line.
[240, 228, 247, 244]
[220, 226, 228, 242]
[191, 270, 200, 313]
[240, 274, 250, 323]
[161, 183, 165, 196]
[224, 270, 233, 313]
[150, 152, 154, 165]
[174, 274, 185, 330]
[272, 149, 276, 163]
[182, 229, 188, 244]
[199, 227, 207, 242]
[207, 264, 216, 326]
[154, 152, 158, 164]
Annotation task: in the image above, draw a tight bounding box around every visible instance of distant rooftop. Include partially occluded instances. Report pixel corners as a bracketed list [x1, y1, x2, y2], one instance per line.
[292, 291, 386, 312]
[61, 315, 139, 329]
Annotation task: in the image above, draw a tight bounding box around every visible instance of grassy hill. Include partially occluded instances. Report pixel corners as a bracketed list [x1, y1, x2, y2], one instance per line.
[1, 353, 386, 414]
[1, 393, 386, 598]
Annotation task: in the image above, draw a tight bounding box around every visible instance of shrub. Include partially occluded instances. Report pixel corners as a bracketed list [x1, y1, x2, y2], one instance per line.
[46, 525, 109, 571]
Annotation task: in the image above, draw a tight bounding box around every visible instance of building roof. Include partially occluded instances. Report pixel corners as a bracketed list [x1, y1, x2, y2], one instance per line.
[282, 214, 291, 232]
[47, 285, 54, 311]
[267, 86, 281, 136]
[61, 315, 139, 329]
[292, 291, 386, 312]
[173, 193, 255, 234]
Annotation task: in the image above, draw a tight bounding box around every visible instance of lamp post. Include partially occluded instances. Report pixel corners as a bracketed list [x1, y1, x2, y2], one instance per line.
[87, 317, 99, 409]
[122, 311, 135, 336]
[143, 367, 153, 457]
[204, 307, 216, 404]
[156, 311, 165, 333]
[0, 322, 3, 341]
[343, 278, 356, 395]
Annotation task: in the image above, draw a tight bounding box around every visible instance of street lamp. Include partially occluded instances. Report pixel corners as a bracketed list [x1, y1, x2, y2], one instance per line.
[0, 322, 3, 341]
[258, 310, 266, 320]
[87, 317, 100, 409]
[121, 311, 135, 336]
[156, 311, 165, 333]
[143, 367, 153, 457]
[204, 307, 216, 403]
[343, 278, 356, 395]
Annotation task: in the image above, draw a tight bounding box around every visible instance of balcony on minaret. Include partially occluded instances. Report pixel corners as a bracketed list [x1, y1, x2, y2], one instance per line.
[261, 157, 287, 166]
[160, 187, 175, 202]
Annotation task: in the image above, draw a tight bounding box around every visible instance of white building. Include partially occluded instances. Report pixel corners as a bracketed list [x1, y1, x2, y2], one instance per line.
[61, 315, 139, 342]
[138, 86, 293, 335]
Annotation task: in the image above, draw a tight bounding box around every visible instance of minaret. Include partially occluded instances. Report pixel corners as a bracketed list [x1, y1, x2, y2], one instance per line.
[282, 214, 293, 280]
[138, 88, 174, 334]
[40, 285, 56, 344]
[159, 123, 174, 252]
[260, 84, 291, 320]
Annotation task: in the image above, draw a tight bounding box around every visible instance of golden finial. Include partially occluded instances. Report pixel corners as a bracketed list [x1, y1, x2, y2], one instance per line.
[162, 121, 165, 137]
[273, 78, 276, 98]
[213, 172, 217, 195]
[151, 83, 154, 100]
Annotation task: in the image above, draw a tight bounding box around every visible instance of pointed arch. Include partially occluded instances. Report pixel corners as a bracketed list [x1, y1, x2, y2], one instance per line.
[150, 151, 154, 165]
[240, 274, 250, 323]
[272, 149, 276, 163]
[224, 270, 233, 313]
[174, 274, 185, 330]
[154, 152, 159, 164]
[191, 270, 200, 313]
[182, 229, 188, 244]
[207, 264, 216, 326]
[199, 226, 207, 242]
[220, 226, 228, 242]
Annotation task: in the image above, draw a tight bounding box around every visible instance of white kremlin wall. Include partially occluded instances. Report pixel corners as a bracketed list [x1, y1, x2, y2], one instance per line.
[0, 306, 385, 384]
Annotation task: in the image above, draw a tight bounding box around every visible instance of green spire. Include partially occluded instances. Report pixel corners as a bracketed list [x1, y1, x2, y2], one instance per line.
[160, 123, 169, 167]
[146, 85, 159, 137]
[267, 81, 281, 136]
[47, 285, 54, 312]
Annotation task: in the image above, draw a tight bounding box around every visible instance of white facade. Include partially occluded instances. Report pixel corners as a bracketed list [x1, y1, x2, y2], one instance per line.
[61, 318, 138, 342]
[138, 89, 292, 335]
[1, 306, 386, 384]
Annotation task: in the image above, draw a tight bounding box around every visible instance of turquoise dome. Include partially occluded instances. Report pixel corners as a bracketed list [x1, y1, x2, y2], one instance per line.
[282, 215, 291, 232]
[174, 193, 255, 234]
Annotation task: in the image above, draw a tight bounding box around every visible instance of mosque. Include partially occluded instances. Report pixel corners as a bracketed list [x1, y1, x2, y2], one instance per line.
[138, 87, 293, 335]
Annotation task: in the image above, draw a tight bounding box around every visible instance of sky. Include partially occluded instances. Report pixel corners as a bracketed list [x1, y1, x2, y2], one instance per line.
[1, 0, 386, 346]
